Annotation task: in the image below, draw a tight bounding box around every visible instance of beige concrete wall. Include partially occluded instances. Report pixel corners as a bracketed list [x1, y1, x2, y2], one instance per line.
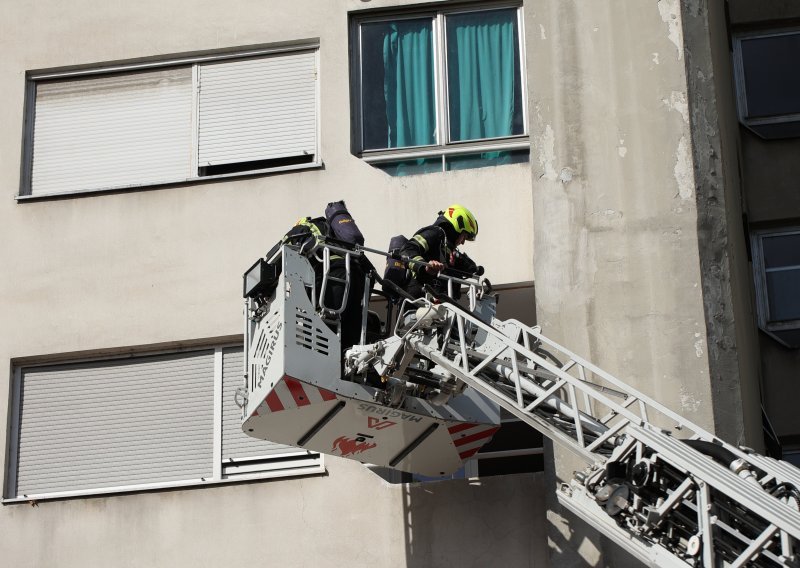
[0, 0, 533, 360]
[0, 0, 540, 566]
[529, 0, 722, 436]
[527, 1, 760, 564]
[1, 458, 547, 568]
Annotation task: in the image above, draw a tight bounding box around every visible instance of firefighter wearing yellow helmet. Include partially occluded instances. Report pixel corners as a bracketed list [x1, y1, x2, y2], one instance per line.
[398, 204, 481, 299]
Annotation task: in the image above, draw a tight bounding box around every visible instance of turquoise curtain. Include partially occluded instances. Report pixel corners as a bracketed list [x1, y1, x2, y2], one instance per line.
[382, 20, 436, 148]
[447, 10, 517, 142]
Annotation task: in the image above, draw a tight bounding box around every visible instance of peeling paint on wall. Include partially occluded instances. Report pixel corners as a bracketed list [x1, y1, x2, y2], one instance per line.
[539, 24, 546, 40]
[652, 52, 660, 65]
[694, 332, 705, 357]
[680, 385, 702, 412]
[589, 209, 622, 220]
[658, 0, 684, 60]
[617, 139, 627, 157]
[674, 136, 694, 202]
[538, 124, 558, 181]
[662, 91, 689, 123]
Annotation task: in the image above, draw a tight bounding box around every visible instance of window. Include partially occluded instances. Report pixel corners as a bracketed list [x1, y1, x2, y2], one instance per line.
[4, 346, 322, 501]
[20, 44, 319, 198]
[369, 415, 543, 483]
[782, 443, 800, 467]
[351, 3, 528, 174]
[751, 228, 800, 347]
[733, 30, 800, 139]
[468, 418, 543, 477]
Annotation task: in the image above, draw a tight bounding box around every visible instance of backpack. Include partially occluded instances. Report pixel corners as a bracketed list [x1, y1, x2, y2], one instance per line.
[265, 201, 363, 261]
[266, 216, 328, 260]
[325, 200, 364, 247]
[382, 235, 410, 301]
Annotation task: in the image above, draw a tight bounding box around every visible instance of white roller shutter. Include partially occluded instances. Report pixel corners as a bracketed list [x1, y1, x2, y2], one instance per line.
[197, 51, 318, 167]
[30, 68, 193, 196]
[221, 347, 319, 476]
[13, 351, 214, 497]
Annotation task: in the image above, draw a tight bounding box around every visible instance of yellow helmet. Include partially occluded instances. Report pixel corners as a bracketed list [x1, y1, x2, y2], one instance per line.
[442, 204, 478, 241]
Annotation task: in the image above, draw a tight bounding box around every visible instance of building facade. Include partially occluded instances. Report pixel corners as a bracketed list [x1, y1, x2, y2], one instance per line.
[1, 0, 797, 566]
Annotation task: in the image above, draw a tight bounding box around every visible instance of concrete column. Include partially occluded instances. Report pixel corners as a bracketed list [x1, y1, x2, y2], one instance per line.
[525, 0, 759, 564]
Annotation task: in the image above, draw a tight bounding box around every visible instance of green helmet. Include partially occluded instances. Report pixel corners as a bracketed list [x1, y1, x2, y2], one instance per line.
[442, 204, 478, 241]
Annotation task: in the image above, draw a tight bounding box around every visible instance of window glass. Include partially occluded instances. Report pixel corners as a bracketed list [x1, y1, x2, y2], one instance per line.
[763, 233, 800, 268]
[783, 449, 800, 467]
[766, 270, 800, 322]
[354, 6, 528, 171]
[763, 233, 800, 323]
[360, 19, 435, 151]
[374, 157, 442, 176]
[445, 8, 523, 142]
[740, 34, 800, 119]
[445, 149, 529, 171]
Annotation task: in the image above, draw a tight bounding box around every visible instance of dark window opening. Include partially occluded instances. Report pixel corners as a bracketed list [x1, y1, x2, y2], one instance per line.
[199, 154, 315, 177]
[478, 453, 544, 477]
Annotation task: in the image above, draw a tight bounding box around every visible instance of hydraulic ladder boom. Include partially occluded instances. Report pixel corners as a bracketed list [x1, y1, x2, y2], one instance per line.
[241, 243, 800, 567]
[391, 295, 800, 567]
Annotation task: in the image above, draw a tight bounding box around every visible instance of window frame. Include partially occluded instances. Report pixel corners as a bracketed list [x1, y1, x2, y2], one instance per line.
[4, 343, 324, 502]
[732, 28, 800, 138]
[18, 42, 321, 200]
[750, 227, 800, 337]
[350, 1, 529, 168]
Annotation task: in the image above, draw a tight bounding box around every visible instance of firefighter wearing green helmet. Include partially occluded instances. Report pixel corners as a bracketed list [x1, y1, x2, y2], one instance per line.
[398, 204, 481, 299]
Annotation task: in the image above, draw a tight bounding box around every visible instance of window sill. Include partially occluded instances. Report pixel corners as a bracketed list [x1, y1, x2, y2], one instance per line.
[3, 454, 325, 504]
[361, 137, 529, 164]
[16, 160, 322, 202]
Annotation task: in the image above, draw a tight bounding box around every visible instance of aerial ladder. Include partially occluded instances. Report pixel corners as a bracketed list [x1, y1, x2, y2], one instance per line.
[239, 240, 800, 567]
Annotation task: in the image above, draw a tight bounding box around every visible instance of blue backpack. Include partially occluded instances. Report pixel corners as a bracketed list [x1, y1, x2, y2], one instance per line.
[325, 200, 365, 247]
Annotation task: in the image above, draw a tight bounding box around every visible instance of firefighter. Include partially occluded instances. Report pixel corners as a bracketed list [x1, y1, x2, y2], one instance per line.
[398, 204, 480, 299]
[278, 204, 367, 351]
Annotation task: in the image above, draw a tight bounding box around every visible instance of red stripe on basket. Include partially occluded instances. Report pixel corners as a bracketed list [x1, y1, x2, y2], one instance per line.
[453, 427, 499, 448]
[284, 377, 311, 407]
[319, 388, 337, 402]
[265, 389, 284, 412]
[459, 447, 481, 460]
[448, 422, 475, 435]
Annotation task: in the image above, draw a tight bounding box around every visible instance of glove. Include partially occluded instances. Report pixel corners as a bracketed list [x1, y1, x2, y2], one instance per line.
[452, 250, 484, 276]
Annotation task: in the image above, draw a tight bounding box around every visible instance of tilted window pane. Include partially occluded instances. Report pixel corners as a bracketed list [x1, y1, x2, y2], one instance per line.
[763, 233, 800, 269]
[766, 269, 800, 322]
[446, 8, 523, 142]
[197, 52, 318, 169]
[740, 34, 800, 119]
[360, 19, 436, 150]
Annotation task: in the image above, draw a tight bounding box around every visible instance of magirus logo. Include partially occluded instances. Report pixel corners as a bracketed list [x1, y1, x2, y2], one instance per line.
[332, 435, 376, 457]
